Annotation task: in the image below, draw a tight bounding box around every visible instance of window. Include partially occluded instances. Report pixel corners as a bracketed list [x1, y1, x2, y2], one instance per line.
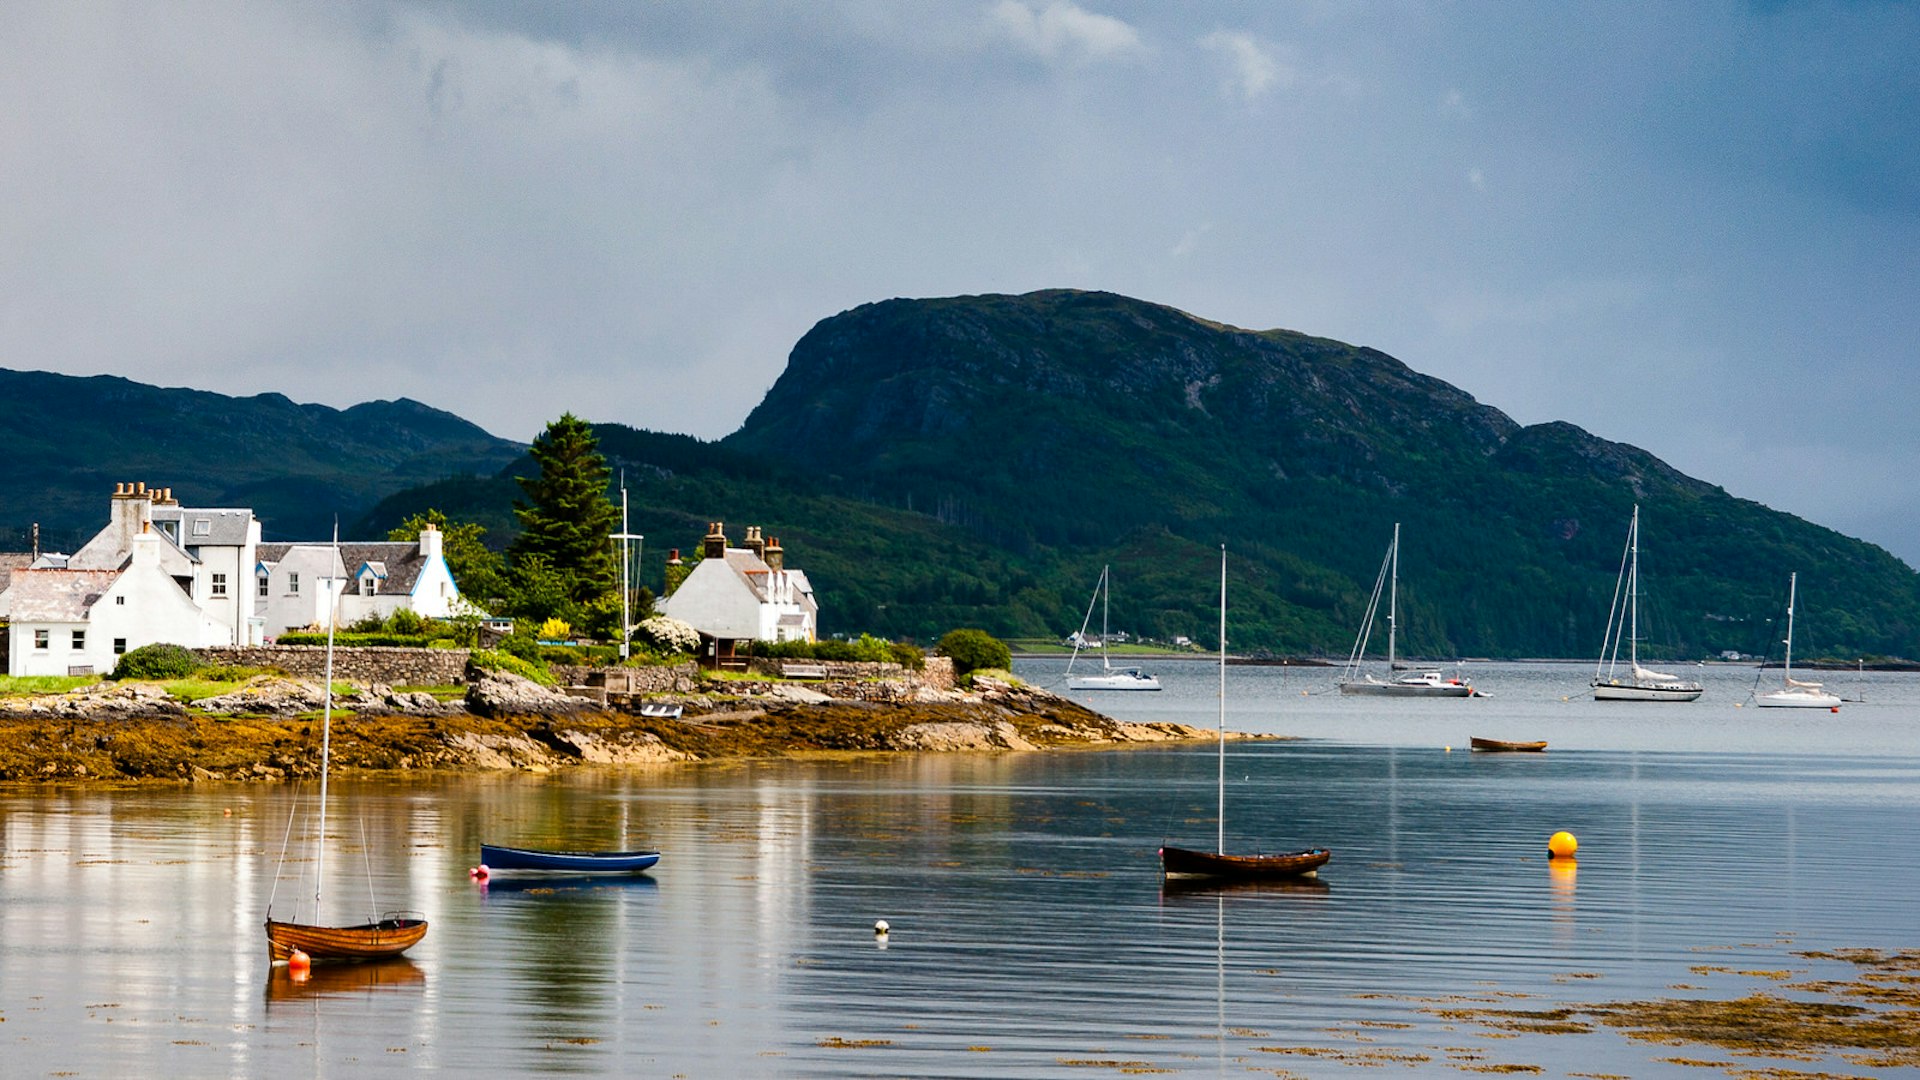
[360, 576, 376, 597]
[33, 629, 48, 650]
[289, 573, 300, 595]
[72, 630, 86, 650]
[193, 518, 211, 536]
[258, 574, 270, 598]
[115, 595, 125, 605]
[114, 638, 127, 655]
[211, 572, 228, 598]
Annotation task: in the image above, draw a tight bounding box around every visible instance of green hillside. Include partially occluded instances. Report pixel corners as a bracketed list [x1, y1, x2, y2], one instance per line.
[362, 291, 1919, 660]
[0, 369, 526, 546]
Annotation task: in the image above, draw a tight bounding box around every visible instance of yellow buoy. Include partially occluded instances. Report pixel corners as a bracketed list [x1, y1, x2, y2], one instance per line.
[1548, 831, 1578, 859]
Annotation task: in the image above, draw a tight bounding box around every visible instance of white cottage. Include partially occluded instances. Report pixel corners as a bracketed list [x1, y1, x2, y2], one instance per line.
[658, 523, 818, 668]
[254, 526, 462, 638]
[5, 533, 231, 676]
[65, 482, 264, 647]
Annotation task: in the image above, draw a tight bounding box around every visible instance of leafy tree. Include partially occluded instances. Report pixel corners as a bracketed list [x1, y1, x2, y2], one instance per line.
[935, 628, 1011, 675]
[388, 510, 511, 611]
[509, 414, 618, 606]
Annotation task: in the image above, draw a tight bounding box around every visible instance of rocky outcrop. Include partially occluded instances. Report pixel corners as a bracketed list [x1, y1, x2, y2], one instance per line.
[464, 669, 590, 717]
[0, 681, 185, 719]
[889, 720, 1039, 752]
[189, 677, 464, 717]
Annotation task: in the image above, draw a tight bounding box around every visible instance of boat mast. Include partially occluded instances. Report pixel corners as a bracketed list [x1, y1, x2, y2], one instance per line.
[316, 522, 339, 915]
[1101, 565, 1112, 672]
[1386, 523, 1399, 673]
[612, 477, 644, 662]
[1217, 545, 1226, 856]
[1783, 572, 1797, 686]
[1627, 506, 1640, 671]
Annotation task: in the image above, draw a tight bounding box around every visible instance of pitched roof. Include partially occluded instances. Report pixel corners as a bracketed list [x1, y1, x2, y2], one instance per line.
[6, 569, 123, 621]
[0, 552, 32, 595]
[253, 541, 431, 594]
[151, 506, 255, 547]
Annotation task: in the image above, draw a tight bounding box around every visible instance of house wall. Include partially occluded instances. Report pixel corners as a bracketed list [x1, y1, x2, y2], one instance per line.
[184, 525, 259, 647]
[255, 548, 342, 638]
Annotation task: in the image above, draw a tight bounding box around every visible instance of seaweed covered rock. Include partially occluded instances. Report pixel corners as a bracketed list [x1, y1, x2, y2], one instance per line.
[465, 667, 589, 717]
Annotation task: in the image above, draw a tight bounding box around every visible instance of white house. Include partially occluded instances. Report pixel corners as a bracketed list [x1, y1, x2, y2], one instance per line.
[64, 482, 264, 647]
[254, 525, 462, 638]
[5, 533, 232, 676]
[658, 522, 818, 667]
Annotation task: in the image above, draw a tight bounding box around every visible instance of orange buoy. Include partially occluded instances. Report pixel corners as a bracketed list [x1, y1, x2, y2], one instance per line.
[288, 948, 311, 978]
[1548, 831, 1578, 859]
[469, 864, 490, 879]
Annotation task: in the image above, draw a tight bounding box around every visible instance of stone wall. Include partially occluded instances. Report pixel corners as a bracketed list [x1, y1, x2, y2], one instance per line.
[549, 663, 701, 695]
[195, 646, 471, 686]
[745, 655, 955, 691]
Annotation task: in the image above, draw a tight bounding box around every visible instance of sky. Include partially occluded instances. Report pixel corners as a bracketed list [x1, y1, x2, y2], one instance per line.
[4, 2, 1918, 563]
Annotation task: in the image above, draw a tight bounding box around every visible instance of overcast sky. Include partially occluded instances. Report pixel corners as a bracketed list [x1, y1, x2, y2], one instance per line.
[5, 2, 1918, 563]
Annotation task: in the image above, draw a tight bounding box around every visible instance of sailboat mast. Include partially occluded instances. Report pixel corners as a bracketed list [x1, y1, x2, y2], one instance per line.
[316, 522, 339, 913]
[1386, 523, 1399, 672]
[1101, 565, 1112, 672]
[1627, 506, 1640, 670]
[1783, 572, 1797, 684]
[1217, 545, 1226, 856]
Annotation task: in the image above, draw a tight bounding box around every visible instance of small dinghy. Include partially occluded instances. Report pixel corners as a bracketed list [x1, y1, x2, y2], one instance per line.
[1469, 737, 1547, 753]
[478, 844, 661, 874]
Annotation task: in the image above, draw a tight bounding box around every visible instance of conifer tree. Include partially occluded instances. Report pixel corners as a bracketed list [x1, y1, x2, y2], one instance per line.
[508, 414, 617, 605]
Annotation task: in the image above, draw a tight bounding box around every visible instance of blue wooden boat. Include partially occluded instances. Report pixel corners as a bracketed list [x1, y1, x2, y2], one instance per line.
[479, 844, 661, 874]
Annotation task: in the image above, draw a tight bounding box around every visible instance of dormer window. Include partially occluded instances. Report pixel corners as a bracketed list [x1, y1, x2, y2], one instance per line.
[360, 576, 376, 597]
[258, 574, 270, 598]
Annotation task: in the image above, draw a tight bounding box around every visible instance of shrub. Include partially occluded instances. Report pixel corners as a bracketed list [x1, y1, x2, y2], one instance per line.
[537, 617, 573, 641]
[111, 643, 200, 680]
[386, 608, 427, 636]
[277, 631, 437, 648]
[469, 648, 556, 686]
[935, 629, 1010, 676]
[888, 642, 926, 670]
[635, 615, 701, 655]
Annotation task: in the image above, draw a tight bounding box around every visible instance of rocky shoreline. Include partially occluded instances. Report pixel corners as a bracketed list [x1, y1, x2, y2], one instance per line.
[0, 669, 1233, 783]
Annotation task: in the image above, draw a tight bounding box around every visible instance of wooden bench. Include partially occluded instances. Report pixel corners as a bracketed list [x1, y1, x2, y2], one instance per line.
[780, 662, 828, 680]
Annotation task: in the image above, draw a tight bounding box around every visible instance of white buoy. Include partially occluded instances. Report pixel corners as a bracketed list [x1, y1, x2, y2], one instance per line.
[874, 919, 890, 936]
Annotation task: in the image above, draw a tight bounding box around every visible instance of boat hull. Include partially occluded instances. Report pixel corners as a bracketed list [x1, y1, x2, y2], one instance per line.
[1756, 690, 1841, 709]
[1339, 680, 1475, 697]
[1470, 737, 1547, 752]
[1068, 674, 1162, 691]
[1159, 845, 1331, 880]
[264, 916, 427, 962]
[1592, 680, 1703, 702]
[480, 844, 662, 873]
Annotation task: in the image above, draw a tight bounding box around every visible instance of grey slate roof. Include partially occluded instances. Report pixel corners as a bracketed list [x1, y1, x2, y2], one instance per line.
[6, 569, 123, 621]
[151, 507, 255, 548]
[255, 542, 430, 595]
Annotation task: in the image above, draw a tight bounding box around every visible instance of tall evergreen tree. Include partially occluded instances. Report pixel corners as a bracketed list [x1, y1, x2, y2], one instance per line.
[508, 414, 617, 605]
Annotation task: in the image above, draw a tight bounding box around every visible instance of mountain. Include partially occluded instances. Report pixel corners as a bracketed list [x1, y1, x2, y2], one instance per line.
[0, 368, 526, 547]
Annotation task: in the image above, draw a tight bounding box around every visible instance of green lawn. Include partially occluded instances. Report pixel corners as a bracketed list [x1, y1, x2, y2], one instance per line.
[0, 674, 105, 697]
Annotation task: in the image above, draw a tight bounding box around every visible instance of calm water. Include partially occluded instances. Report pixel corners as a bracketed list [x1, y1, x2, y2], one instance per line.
[2, 660, 1917, 1077]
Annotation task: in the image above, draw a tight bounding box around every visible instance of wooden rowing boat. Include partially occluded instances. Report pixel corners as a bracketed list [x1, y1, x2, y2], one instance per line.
[480, 844, 661, 873]
[1160, 845, 1331, 880]
[1470, 737, 1547, 752]
[264, 915, 429, 961]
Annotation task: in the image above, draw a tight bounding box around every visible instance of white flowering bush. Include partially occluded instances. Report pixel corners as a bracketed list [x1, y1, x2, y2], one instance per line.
[635, 615, 701, 656]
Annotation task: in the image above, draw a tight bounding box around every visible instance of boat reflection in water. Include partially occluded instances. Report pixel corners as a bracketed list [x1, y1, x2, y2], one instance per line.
[476, 873, 661, 900]
[1159, 873, 1331, 901]
[264, 958, 425, 1004]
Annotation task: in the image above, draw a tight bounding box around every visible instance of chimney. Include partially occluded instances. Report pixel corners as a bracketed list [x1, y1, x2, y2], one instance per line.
[703, 522, 728, 560]
[745, 526, 765, 562]
[418, 522, 442, 560]
[155, 487, 177, 505]
[764, 535, 784, 572]
[664, 548, 689, 597]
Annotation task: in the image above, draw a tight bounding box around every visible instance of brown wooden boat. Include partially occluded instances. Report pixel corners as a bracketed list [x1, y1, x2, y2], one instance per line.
[265, 914, 428, 962]
[1159, 845, 1331, 880]
[1470, 737, 1548, 752]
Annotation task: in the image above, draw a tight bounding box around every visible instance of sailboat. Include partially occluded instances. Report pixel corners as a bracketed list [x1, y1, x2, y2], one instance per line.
[1755, 572, 1841, 709]
[1066, 565, 1161, 691]
[1592, 505, 1702, 701]
[1159, 547, 1331, 881]
[264, 528, 427, 962]
[1337, 524, 1478, 697]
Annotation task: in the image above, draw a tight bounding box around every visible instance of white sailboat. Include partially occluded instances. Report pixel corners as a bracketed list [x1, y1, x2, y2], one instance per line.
[1592, 505, 1702, 702]
[1756, 572, 1841, 709]
[1337, 523, 1478, 697]
[1066, 565, 1161, 691]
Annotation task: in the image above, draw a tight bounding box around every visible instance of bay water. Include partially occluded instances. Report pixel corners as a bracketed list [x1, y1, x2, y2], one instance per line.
[2, 659, 1916, 1077]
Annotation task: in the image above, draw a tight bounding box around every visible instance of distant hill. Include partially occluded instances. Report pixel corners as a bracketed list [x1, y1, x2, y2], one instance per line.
[14, 290, 1917, 660]
[366, 290, 1920, 661]
[0, 368, 525, 547]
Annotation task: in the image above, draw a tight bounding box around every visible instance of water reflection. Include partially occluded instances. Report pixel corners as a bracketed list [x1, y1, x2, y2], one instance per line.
[264, 958, 425, 1004]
